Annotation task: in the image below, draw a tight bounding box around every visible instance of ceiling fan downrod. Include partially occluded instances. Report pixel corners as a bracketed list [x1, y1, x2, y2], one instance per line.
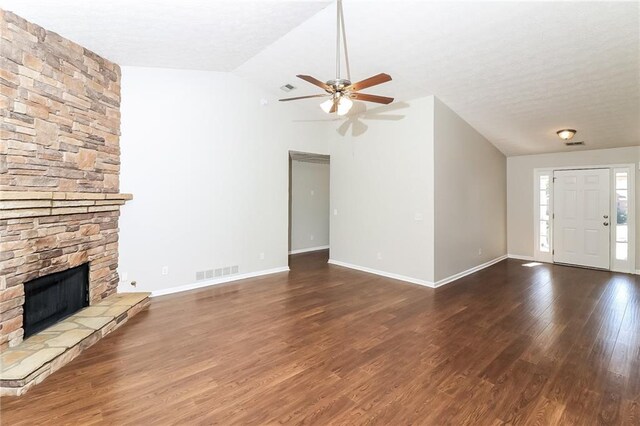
[335, 0, 351, 85]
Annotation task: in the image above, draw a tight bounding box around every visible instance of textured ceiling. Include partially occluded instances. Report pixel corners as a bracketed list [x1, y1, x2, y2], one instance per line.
[0, 0, 331, 71]
[2, 0, 638, 155]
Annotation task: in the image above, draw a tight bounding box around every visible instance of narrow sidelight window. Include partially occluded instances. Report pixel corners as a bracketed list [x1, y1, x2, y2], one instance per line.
[539, 175, 551, 252]
[615, 171, 629, 261]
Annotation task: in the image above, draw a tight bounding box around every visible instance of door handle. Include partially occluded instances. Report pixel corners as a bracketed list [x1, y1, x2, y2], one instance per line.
[603, 222, 609, 226]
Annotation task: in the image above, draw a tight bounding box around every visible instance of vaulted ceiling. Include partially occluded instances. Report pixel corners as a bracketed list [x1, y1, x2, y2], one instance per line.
[2, 0, 638, 156]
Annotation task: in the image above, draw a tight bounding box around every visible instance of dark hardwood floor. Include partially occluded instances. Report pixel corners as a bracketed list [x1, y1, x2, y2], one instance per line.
[2, 251, 639, 424]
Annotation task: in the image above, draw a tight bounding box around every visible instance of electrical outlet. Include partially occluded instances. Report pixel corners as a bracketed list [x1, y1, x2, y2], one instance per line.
[310, 189, 315, 196]
[310, 234, 314, 241]
[377, 252, 382, 260]
[161, 266, 169, 275]
[333, 208, 338, 216]
[478, 248, 482, 255]
[259, 252, 265, 260]
[121, 272, 128, 282]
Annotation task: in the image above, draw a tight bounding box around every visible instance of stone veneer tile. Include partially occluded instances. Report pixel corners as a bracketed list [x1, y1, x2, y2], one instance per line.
[73, 306, 110, 317]
[44, 329, 94, 348]
[19, 343, 45, 352]
[99, 292, 149, 307]
[46, 322, 79, 332]
[20, 334, 52, 344]
[73, 316, 111, 330]
[103, 305, 130, 318]
[1, 350, 32, 368]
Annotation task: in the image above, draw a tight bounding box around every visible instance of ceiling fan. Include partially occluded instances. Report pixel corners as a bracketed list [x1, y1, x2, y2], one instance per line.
[279, 0, 393, 116]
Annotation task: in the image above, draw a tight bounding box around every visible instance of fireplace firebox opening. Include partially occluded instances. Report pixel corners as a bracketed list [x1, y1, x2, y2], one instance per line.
[23, 263, 90, 338]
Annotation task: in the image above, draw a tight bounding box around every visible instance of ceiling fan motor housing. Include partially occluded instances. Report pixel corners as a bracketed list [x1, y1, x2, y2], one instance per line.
[327, 79, 352, 92]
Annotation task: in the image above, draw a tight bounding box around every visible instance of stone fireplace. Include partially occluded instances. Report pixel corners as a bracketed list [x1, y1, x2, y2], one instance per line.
[1, 191, 133, 349]
[0, 10, 149, 395]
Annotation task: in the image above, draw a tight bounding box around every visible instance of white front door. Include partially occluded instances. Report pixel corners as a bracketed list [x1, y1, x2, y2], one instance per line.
[553, 169, 610, 269]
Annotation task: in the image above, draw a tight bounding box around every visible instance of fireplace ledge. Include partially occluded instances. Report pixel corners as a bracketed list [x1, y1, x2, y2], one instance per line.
[0, 191, 133, 219]
[0, 292, 150, 396]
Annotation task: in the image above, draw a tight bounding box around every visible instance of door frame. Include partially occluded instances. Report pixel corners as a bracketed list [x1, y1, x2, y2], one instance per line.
[287, 150, 331, 261]
[533, 163, 636, 274]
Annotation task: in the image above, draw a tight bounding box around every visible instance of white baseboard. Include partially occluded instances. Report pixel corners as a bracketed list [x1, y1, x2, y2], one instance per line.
[150, 267, 290, 297]
[289, 245, 329, 255]
[328, 255, 509, 289]
[327, 259, 435, 288]
[507, 254, 536, 261]
[636, 269, 640, 275]
[433, 255, 508, 288]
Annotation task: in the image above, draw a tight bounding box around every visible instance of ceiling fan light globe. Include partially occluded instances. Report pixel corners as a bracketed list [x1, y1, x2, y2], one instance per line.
[320, 98, 335, 113]
[557, 129, 577, 141]
[337, 96, 353, 116]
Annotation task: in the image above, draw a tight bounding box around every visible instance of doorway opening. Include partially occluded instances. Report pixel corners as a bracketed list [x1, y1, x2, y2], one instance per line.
[288, 151, 330, 267]
[534, 164, 636, 274]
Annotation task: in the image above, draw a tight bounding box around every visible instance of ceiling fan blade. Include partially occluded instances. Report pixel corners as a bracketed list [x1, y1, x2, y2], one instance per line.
[297, 75, 332, 92]
[350, 93, 394, 105]
[346, 73, 392, 91]
[279, 94, 330, 102]
[329, 100, 337, 113]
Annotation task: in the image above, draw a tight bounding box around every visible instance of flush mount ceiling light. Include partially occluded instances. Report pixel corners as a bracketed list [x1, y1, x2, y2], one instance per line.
[279, 0, 393, 116]
[556, 129, 577, 141]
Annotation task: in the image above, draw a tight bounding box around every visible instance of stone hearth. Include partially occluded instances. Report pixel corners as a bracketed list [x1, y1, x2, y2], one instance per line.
[0, 292, 150, 396]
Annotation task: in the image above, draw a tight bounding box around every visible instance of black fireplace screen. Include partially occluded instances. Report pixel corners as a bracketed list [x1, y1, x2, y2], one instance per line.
[23, 263, 89, 338]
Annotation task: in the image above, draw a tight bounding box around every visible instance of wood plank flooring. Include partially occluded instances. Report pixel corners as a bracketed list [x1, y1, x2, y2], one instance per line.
[2, 251, 639, 424]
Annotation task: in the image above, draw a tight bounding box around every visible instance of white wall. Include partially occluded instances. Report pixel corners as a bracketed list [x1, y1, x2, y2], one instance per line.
[119, 64, 591, 293]
[327, 95, 509, 285]
[290, 160, 330, 253]
[433, 98, 507, 281]
[328, 97, 436, 283]
[117, 66, 330, 293]
[507, 146, 640, 266]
